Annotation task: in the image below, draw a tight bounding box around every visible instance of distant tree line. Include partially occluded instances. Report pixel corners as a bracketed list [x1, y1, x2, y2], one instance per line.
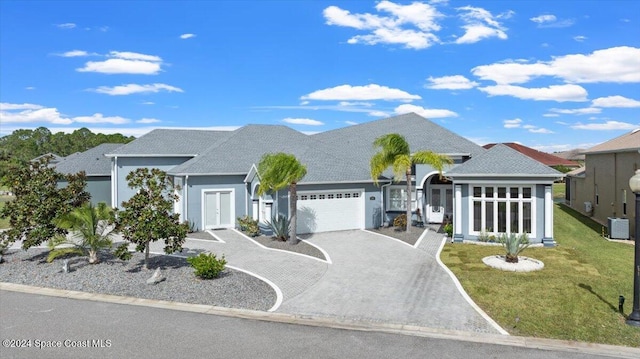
[0, 127, 134, 180]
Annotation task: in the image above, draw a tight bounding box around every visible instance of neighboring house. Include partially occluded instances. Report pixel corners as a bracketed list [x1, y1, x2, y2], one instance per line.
[54, 143, 124, 206]
[103, 113, 562, 244]
[554, 149, 586, 166]
[32, 153, 63, 164]
[566, 129, 640, 239]
[484, 143, 581, 170]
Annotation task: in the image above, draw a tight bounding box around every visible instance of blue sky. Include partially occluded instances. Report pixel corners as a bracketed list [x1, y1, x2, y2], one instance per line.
[1, 0, 639, 152]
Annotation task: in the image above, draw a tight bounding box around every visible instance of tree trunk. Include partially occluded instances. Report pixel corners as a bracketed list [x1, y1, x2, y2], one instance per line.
[288, 182, 298, 244]
[405, 168, 412, 234]
[144, 243, 150, 270]
[505, 254, 519, 263]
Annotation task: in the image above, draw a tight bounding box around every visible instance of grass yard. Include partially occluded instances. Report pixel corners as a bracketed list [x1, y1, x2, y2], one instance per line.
[440, 204, 640, 347]
[0, 195, 11, 229]
[552, 182, 565, 200]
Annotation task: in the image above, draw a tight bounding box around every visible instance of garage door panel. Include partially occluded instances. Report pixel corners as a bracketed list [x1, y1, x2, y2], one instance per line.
[297, 190, 364, 234]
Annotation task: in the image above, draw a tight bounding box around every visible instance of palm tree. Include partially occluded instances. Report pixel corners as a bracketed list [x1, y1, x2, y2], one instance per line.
[370, 133, 453, 234]
[257, 153, 307, 244]
[48, 202, 116, 264]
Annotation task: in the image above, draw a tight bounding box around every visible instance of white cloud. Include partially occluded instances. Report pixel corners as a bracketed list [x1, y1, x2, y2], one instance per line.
[301, 84, 421, 102]
[56, 50, 90, 57]
[91, 83, 183, 96]
[425, 75, 478, 90]
[323, 1, 443, 49]
[76, 51, 163, 75]
[472, 46, 640, 85]
[592, 95, 640, 108]
[56, 23, 76, 29]
[137, 118, 161, 124]
[180, 33, 196, 39]
[573, 35, 587, 42]
[141, 101, 155, 105]
[368, 110, 390, 117]
[549, 107, 601, 115]
[530, 14, 556, 24]
[455, 6, 509, 44]
[338, 101, 374, 107]
[503, 118, 522, 128]
[543, 114, 560, 117]
[528, 127, 554, 134]
[345, 121, 358, 125]
[394, 104, 458, 118]
[0, 103, 44, 110]
[479, 84, 588, 102]
[282, 118, 324, 126]
[571, 121, 639, 130]
[25, 86, 35, 90]
[70, 113, 130, 124]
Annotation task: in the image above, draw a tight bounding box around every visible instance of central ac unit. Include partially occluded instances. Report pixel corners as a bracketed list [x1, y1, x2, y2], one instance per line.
[608, 217, 629, 240]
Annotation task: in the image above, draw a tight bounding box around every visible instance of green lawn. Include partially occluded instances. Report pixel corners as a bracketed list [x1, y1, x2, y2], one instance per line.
[552, 182, 565, 200]
[0, 196, 12, 229]
[440, 204, 640, 347]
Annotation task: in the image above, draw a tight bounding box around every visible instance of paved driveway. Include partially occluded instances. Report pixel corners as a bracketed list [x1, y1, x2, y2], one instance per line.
[278, 230, 501, 334]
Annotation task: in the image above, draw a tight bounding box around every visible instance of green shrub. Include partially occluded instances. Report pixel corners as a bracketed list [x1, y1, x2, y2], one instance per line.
[187, 252, 227, 279]
[478, 229, 497, 242]
[498, 233, 530, 263]
[237, 215, 260, 237]
[393, 214, 407, 230]
[443, 223, 453, 237]
[267, 214, 290, 241]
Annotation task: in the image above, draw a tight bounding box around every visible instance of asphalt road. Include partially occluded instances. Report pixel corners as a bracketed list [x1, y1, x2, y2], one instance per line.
[0, 290, 624, 359]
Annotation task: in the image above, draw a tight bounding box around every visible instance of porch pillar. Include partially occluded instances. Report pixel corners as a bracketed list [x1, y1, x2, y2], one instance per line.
[453, 184, 463, 243]
[543, 185, 556, 247]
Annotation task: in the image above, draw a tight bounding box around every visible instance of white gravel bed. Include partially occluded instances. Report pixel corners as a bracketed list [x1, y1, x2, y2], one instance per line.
[0, 249, 276, 311]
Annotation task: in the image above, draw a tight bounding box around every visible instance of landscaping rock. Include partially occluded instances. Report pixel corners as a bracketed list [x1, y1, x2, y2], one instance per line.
[146, 267, 166, 285]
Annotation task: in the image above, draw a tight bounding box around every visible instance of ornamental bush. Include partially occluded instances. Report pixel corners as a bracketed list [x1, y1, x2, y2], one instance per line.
[187, 252, 227, 279]
[393, 214, 407, 230]
[237, 215, 260, 237]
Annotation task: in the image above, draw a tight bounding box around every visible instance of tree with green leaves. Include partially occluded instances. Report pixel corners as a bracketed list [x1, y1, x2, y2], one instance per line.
[0, 155, 90, 249]
[48, 202, 117, 264]
[370, 133, 452, 234]
[257, 153, 307, 244]
[115, 168, 188, 269]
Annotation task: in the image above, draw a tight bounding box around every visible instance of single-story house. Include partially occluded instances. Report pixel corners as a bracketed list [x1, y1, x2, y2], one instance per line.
[566, 129, 640, 239]
[54, 143, 124, 206]
[97, 113, 561, 244]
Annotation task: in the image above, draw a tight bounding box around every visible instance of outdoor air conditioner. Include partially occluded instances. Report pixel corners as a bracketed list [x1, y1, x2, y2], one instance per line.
[584, 201, 592, 213]
[607, 217, 629, 240]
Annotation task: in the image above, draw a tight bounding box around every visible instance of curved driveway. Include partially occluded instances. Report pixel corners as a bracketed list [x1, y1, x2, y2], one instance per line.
[278, 230, 501, 334]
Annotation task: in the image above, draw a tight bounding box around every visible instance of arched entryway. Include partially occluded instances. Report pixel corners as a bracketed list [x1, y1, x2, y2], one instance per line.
[422, 174, 453, 224]
[251, 182, 272, 224]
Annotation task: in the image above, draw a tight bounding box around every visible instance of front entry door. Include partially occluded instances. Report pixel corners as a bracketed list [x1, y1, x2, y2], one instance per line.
[428, 186, 453, 223]
[204, 191, 232, 229]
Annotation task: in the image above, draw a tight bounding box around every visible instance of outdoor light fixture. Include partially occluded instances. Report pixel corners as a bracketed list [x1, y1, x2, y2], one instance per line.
[627, 169, 640, 327]
[619, 295, 625, 314]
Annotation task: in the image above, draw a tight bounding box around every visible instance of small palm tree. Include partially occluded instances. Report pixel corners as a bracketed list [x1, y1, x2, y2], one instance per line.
[48, 202, 116, 264]
[257, 153, 307, 244]
[498, 233, 530, 263]
[370, 133, 452, 233]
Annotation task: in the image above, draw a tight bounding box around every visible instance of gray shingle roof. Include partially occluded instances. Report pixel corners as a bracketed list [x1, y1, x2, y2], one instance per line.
[55, 143, 123, 176]
[106, 129, 232, 156]
[446, 143, 562, 177]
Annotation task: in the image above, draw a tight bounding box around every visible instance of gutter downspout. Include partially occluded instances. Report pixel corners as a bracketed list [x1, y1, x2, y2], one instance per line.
[113, 156, 118, 209]
[380, 180, 392, 226]
[184, 175, 189, 225]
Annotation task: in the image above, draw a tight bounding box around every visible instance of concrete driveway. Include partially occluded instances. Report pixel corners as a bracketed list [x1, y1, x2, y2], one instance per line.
[278, 230, 502, 334]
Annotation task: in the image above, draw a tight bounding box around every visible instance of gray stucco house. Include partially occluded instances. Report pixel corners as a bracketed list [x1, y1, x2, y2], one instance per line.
[101, 113, 561, 244]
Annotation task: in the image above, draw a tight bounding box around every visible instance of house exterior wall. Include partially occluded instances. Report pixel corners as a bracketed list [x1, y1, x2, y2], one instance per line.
[59, 176, 111, 206]
[451, 179, 553, 244]
[296, 182, 382, 229]
[569, 151, 639, 238]
[185, 175, 246, 231]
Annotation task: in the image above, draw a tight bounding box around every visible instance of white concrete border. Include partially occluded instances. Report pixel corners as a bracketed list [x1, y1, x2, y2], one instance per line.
[149, 251, 283, 312]
[205, 230, 226, 243]
[413, 228, 431, 249]
[434, 237, 510, 336]
[362, 229, 422, 249]
[231, 228, 331, 264]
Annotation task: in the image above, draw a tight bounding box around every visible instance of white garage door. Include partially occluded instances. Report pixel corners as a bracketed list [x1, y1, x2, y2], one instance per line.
[297, 190, 364, 234]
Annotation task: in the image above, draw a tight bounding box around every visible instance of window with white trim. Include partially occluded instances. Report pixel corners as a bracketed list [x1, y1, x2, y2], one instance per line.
[471, 185, 534, 235]
[387, 186, 417, 211]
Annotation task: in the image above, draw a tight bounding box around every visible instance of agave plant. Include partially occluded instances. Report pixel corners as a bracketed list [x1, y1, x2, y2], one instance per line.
[266, 214, 290, 241]
[498, 233, 530, 263]
[48, 202, 116, 264]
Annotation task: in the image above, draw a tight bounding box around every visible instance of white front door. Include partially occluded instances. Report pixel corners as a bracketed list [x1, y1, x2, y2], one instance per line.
[427, 186, 453, 223]
[204, 190, 233, 229]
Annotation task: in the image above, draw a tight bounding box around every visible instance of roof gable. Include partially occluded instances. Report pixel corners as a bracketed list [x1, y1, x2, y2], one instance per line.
[583, 129, 640, 154]
[106, 128, 232, 157]
[447, 143, 562, 177]
[55, 143, 123, 176]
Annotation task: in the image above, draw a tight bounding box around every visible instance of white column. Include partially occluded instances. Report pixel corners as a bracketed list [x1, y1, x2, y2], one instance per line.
[454, 184, 462, 237]
[544, 185, 553, 238]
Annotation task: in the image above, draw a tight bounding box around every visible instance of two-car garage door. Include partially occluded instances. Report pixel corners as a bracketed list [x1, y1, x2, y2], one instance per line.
[296, 189, 364, 234]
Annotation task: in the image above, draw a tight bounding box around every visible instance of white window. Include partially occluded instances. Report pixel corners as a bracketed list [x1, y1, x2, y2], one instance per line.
[327, 194, 334, 199]
[470, 185, 535, 236]
[387, 186, 417, 211]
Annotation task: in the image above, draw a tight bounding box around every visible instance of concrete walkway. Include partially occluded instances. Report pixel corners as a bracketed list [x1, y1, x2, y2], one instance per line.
[278, 229, 501, 334]
[149, 230, 328, 303]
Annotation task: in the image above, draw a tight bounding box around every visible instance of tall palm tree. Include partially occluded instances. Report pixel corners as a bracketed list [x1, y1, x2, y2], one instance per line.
[370, 133, 453, 233]
[49, 202, 116, 264]
[257, 153, 307, 244]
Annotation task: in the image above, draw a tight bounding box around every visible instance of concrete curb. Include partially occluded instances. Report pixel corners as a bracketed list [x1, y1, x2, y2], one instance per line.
[1, 282, 637, 358]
